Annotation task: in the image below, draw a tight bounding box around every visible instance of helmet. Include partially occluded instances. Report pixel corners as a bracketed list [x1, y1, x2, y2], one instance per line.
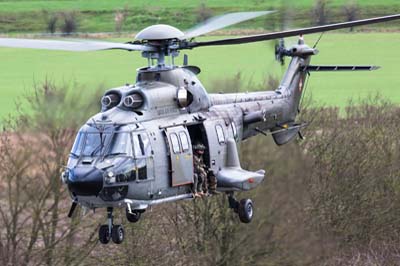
[193, 143, 206, 150]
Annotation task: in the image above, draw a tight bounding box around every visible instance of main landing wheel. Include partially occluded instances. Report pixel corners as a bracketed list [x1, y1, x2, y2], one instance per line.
[111, 224, 125, 244]
[99, 225, 110, 244]
[238, 198, 254, 223]
[99, 207, 126, 245]
[126, 208, 141, 223]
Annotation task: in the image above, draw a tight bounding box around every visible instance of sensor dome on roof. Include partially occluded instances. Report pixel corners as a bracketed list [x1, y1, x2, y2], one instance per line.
[135, 24, 185, 41]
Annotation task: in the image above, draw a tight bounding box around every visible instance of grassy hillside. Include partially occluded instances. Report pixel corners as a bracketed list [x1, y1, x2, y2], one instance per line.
[0, 32, 399, 118]
[0, 0, 399, 12]
[0, 0, 399, 33]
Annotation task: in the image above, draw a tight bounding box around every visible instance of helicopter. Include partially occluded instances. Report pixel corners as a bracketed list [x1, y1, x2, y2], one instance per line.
[0, 11, 399, 245]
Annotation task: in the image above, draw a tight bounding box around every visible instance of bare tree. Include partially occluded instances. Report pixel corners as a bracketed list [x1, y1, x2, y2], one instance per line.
[343, 1, 359, 31]
[42, 10, 58, 34]
[302, 96, 400, 260]
[312, 0, 330, 26]
[0, 80, 101, 266]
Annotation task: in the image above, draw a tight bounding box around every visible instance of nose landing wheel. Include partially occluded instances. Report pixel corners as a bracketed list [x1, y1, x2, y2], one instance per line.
[99, 207, 125, 245]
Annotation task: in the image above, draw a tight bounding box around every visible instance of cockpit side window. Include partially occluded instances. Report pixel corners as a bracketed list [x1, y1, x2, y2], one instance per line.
[132, 134, 142, 158]
[108, 132, 133, 156]
[138, 134, 145, 156]
[71, 132, 84, 156]
[139, 133, 152, 156]
[132, 132, 152, 181]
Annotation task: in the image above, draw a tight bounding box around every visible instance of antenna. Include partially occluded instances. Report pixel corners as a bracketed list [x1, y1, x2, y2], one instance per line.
[313, 32, 325, 48]
[233, 73, 241, 105]
[299, 72, 311, 113]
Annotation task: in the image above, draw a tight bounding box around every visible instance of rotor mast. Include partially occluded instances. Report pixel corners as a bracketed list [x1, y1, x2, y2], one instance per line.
[140, 40, 180, 68]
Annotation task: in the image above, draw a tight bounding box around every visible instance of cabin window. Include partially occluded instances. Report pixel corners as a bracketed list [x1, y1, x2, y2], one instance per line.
[231, 121, 237, 139]
[179, 131, 190, 152]
[215, 124, 225, 144]
[170, 133, 181, 154]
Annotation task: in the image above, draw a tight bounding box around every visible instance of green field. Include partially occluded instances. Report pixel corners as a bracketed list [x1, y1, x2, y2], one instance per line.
[0, 0, 399, 12]
[0, 32, 399, 119]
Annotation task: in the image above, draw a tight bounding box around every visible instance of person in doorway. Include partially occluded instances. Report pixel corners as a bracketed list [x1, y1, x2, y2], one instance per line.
[193, 143, 207, 197]
[192, 142, 218, 197]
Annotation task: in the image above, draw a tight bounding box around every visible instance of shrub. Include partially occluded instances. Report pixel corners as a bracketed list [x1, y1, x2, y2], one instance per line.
[195, 2, 213, 23]
[60, 11, 78, 35]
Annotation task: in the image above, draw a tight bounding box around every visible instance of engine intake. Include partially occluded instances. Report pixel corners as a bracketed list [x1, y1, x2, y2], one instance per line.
[124, 93, 144, 109]
[101, 93, 121, 109]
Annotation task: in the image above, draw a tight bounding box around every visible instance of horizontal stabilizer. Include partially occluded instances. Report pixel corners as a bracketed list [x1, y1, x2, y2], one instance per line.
[302, 65, 380, 72]
[271, 122, 308, 145]
[217, 168, 265, 191]
[272, 126, 299, 145]
[217, 138, 265, 191]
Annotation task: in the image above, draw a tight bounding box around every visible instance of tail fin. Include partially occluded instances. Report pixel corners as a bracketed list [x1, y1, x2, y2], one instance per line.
[275, 37, 317, 117]
[278, 70, 309, 117]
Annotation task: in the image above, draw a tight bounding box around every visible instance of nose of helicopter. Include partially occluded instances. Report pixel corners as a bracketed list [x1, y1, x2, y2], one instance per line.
[67, 167, 103, 196]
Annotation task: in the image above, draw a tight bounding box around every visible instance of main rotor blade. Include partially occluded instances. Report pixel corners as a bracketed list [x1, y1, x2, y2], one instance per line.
[189, 14, 400, 48]
[0, 38, 155, 52]
[182, 11, 275, 39]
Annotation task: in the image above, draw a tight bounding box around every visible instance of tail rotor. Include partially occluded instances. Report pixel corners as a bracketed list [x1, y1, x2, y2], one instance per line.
[274, 38, 286, 65]
[274, 0, 292, 65]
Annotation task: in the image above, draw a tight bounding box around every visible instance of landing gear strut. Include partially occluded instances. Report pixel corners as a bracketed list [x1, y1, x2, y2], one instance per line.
[227, 192, 254, 223]
[99, 207, 125, 244]
[125, 203, 144, 223]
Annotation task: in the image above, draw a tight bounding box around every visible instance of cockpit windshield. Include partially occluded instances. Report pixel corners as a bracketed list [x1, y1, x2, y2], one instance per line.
[70, 125, 150, 161]
[71, 129, 136, 158]
[69, 126, 153, 181]
[82, 132, 112, 156]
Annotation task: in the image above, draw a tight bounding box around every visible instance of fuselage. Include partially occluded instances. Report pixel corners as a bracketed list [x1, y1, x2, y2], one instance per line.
[64, 52, 310, 211]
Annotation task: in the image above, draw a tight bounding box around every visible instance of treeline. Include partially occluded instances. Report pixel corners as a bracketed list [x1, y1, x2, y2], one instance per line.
[1, 81, 400, 265]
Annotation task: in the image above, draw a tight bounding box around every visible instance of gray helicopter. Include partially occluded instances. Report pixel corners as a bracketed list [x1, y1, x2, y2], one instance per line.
[1, 11, 399, 245]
